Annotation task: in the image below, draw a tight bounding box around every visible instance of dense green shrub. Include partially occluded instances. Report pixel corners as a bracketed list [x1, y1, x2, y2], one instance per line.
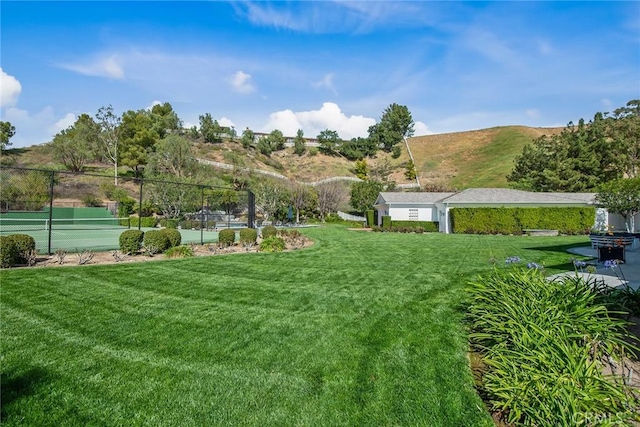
[159, 218, 179, 229]
[128, 216, 157, 228]
[0, 236, 18, 268]
[450, 207, 595, 235]
[262, 225, 278, 238]
[366, 210, 375, 227]
[118, 198, 136, 218]
[161, 228, 182, 248]
[218, 229, 236, 247]
[259, 236, 285, 252]
[82, 193, 102, 207]
[391, 221, 438, 232]
[381, 215, 391, 229]
[165, 245, 194, 258]
[119, 230, 144, 254]
[239, 228, 258, 245]
[468, 269, 637, 425]
[143, 230, 171, 254]
[6, 234, 36, 264]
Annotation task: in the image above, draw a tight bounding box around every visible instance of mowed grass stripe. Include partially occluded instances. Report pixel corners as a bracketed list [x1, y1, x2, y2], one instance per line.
[1, 227, 589, 426]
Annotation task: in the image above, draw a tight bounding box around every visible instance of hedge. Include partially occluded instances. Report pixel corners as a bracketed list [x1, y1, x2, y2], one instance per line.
[119, 230, 144, 254]
[450, 207, 595, 235]
[161, 228, 182, 248]
[381, 215, 391, 229]
[392, 221, 439, 232]
[0, 236, 19, 268]
[128, 216, 157, 228]
[366, 210, 375, 227]
[218, 229, 236, 247]
[6, 234, 36, 264]
[239, 228, 258, 245]
[143, 230, 171, 253]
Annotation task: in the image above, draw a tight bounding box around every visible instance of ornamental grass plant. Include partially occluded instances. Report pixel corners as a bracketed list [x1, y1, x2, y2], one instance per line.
[468, 268, 639, 426]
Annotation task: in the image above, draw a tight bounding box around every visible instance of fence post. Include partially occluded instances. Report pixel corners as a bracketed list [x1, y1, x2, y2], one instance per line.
[248, 190, 255, 229]
[138, 178, 143, 231]
[47, 170, 55, 255]
[200, 186, 205, 245]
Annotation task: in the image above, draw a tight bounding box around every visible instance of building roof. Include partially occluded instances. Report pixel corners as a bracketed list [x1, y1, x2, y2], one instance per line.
[375, 192, 456, 205]
[441, 188, 596, 204]
[375, 189, 596, 206]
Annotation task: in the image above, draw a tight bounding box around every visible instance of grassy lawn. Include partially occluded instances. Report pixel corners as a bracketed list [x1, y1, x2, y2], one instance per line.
[0, 227, 590, 426]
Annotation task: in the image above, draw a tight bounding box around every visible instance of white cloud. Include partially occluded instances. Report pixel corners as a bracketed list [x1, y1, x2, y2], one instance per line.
[147, 100, 162, 110]
[51, 113, 76, 133]
[313, 73, 337, 95]
[58, 54, 125, 79]
[218, 117, 235, 128]
[228, 71, 255, 94]
[0, 68, 22, 108]
[526, 109, 540, 120]
[413, 121, 432, 136]
[2, 106, 75, 147]
[260, 102, 375, 139]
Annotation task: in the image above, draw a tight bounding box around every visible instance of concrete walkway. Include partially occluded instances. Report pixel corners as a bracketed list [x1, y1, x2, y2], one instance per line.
[554, 246, 640, 291]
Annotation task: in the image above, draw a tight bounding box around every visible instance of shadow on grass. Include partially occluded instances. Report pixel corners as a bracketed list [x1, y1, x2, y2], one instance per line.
[523, 241, 592, 256]
[1, 367, 52, 422]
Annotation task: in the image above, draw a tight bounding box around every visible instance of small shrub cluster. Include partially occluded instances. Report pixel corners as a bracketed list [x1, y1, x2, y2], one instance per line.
[218, 229, 236, 247]
[119, 230, 145, 254]
[239, 228, 257, 246]
[451, 207, 595, 235]
[128, 216, 158, 228]
[165, 245, 194, 258]
[1, 234, 39, 268]
[162, 228, 182, 247]
[143, 230, 171, 255]
[262, 225, 278, 238]
[468, 268, 637, 425]
[259, 236, 285, 252]
[277, 229, 306, 248]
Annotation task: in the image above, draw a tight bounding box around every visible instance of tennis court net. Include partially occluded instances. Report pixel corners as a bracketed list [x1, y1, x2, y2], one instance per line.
[0, 217, 131, 233]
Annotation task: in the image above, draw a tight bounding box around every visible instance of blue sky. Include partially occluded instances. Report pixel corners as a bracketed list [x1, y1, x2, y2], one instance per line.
[1, 1, 639, 148]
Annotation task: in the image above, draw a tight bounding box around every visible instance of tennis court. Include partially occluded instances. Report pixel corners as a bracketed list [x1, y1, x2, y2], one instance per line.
[0, 218, 219, 253]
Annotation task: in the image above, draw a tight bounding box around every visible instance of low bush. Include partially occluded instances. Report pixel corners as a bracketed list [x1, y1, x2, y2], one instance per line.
[259, 236, 285, 252]
[218, 229, 236, 247]
[262, 225, 278, 238]
[143, 230, 171, 254]
[164, 245, 194, 258]
[159, 218, 179, 229]
[129, 216, 157, 228]
[0, 236, 18, 268]
[161, 228, 182, 248]
[6, 234, 36, 264]
[391, 221, 438, 232]
[82, 193, 102, 207]
[468, 268, 637, 425]
[239, 228, 258, 246]
[119, 230, 144, 254]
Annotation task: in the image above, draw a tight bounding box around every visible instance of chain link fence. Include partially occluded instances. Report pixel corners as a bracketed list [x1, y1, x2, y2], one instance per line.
[0, 166, 255, 254]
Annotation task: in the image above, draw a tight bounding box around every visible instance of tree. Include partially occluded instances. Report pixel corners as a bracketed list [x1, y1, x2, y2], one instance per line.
[146, 134, 198, 178]
[369, 103, 415, 152]
[595, 177, 640, 232]
[350, 180, 385, 214]
[610, 99, 640, 178]
[405, 159, 417, 181]
[252, 179, 288, 223]
[0, 121, 15, 151]
[354, 159, 369, 180]
[288, 183, 316, 223]
[147, 176, 201, 219]
[150, 102, 182, 136]
[51, 114, 100, 172]
[317, 129, 342, 155]
[95, 105, 122, 185]
[241, 128, 255, 149]
[199, 113, 223, 143]
[119, 109, 160, 176]
[316, 181, 348, 222]
[209, 189, 240, 222]
[257, 129, 286, 155]
[1, 169, 50, 211]
[293, 129, 306, 155]
[339, 137, 377, 160]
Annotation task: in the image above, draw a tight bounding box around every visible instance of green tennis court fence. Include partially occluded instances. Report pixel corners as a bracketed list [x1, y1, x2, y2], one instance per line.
[0, 217, 131, 233]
